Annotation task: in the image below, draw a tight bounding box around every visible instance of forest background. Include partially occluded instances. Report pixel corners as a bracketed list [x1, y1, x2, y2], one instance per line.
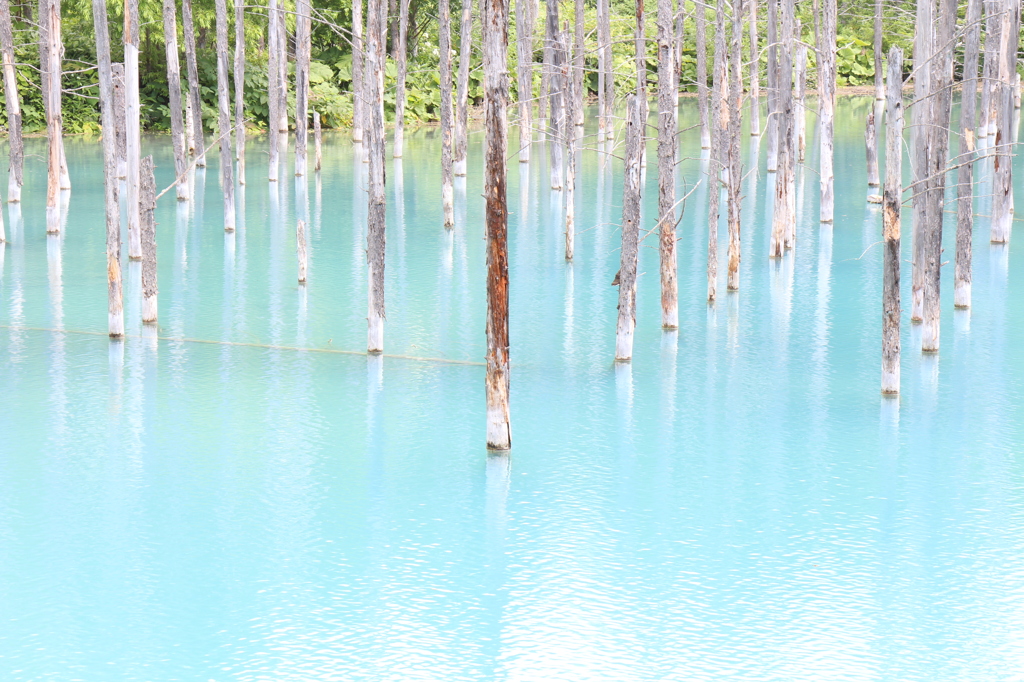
[0, 0, 1008, 134]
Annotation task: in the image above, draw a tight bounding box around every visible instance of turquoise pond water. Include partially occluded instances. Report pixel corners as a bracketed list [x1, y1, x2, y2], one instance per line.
[2, 98, 1024, 680]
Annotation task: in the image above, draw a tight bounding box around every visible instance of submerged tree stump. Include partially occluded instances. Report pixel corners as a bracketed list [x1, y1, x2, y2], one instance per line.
[616, 94, 644, 361]
[140, 156, 158, 324]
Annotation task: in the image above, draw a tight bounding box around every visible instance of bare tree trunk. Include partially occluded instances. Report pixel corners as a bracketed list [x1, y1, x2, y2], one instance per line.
[295, 0, 311, 176]
[267, 0, 281, 179]
[990, 0, 1018, 243]
[394, 0, 409, 157]
[573, 0, 583, 127]
[748, 0, 760, 137]
[696, 0, 710, 148]
[440, 0, 455, 227]
[794, 36, 806, 163]
[297, 219, 308, 282]
[112, 63, 126, 179]
[873, 0, 883, 101]
[215, 0, 236, 231]
[162, 0, 188, 201]
[615, 94, 644, 361]
[366, 0, 387, 351]
[182, 0, 205, 167]
[910, 0, 933, 321]
[769, 0, 793, 256]
[276, 21, 288, 141]
[658, 0, 678, 323]
[352, 0, 365, 142]
[598, 0, 612, 141]
[539, 0, 550, 133]
[726, 0, 743, 291]
[865, 107, 879, 187]
[125, 0, 142, 252]
[314, 111, 323, 170]
[482, 0, 510, 449]
[454, 0, 473, 176]
[546, 0, 563, 189]
[979, 0, 997, 138]
[818, 0, 835, 222]
[515, 0, 533, 158]
[564, 28, 577, 260]
[882, 46, 903, 393]
[36, 0, 66, 189]
[766, 0, 779, 170]
[91, 0, 122, 336]
[43, 0, 61, 233]
[707, 12, 725, 301]
[955, 0, 981, 308]
[140, 155, 158, 323]
[0, 0, 23, 203]
[922, 0, 955, 353]
[235, 0, 245, 183]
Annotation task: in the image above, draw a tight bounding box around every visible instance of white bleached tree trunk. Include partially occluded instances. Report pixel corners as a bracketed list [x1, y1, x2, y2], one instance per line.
[546, 0, 563, 189]
[43, 0, 62, 233]
[657, 0, 677, 323]
[910, 0, 933, 321]
[564, 29, 577, 260]
[748, 0, 760, 137]
[615, 94, 644, 361]
[0, 0, 23, 203]
[394, 0, 409, 157]
[818, 0, 836, 222]
[515, 0, 534, 158]
[990, 0, 1018, 244]
[314, 111, 323, 170]
[268, 0, 281, 180]
[696, 0, 710, 148]
[766, 0, 779, 170]
[366, 0, 387, 351]
[769, 0, 794, 256]
[297, 219, 308, 282]
[873, 0, 883, 101]
[112, 63, 126, 180]
[235, 0, 245, 183]
[726, 0, 743, 291]
[162, 0, 189, 201]
[140, 155, 158, 323]
[707, 10, 725, 301]
[865, 107, 879, 187]
[182, 0, 205, 167]
[882, 46, 903, 393]
[955, 0, 981, 308]
[440, 0, 455, 227]
[352, 0, 365, 142]
[597, 0, 611, 141]
[214, 0, 235, 231]
[296, 0, 311, 176]
[454, 0, 473, 176]
[794, 36, 807, 163]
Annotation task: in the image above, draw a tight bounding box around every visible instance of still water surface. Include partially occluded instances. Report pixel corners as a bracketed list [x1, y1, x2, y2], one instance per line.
[2, 99, 1024, 680]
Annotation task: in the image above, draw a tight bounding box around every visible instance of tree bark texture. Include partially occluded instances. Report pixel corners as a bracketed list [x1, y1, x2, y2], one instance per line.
[657, 0, 678, 324]
[234, 0, 245, 182]
[92, 0, 123, 336]
[910, 0, 933, 321]
[162, 0, 188, 201]
[454, 0, 473, 176]
[352, 0, 365, 142]
[882, 46, 903, 393]
[140, 155, 158, 323]
[295, 0, 311, 175]
[215, 0, 236, 231]
[696, 0, 710, 148]
[297, 219, 308, 282]
[990, 0, 1018, 244]
[366, 0, 387, 352]
[182, 0, 205, 166]
[748, 0, 760, 137]
[546, 0, 563, 189]
[394, 0, 409, 157]
[769, 0, 794, 256]
[616, 94, 644, 361]
[483, 0, 511, 449]
[955, 0, 981, 307]
[112, 63, 127, 179]
[43, 0, 61, 233]
[707, 12, 726, 301]
[515, 0, 533, 158]
[0, 0, 23, 202]
[440, 0, 455, 227]
[818, 0, 836, 222]
[727, 0, 743, 291]
[598, 0, 612, 141]
[865, 107, 879, 187]
[267, 0, 281, 180]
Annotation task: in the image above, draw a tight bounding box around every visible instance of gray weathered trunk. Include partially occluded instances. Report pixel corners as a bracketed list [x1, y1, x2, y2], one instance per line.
[726, 0, 743, 291]
[990, 0, 1018, 244]
[91, 0, 122, 335]
[546, 0, 563, 189]
[573, 0, 584, 127]
[352, 0, 365, 142]
[657, 0, 678, 323]
[366, 0, 387, 351]
[0, 0, 23, 202]
[125, 0, 142, 253]
[910, 0, 933, 321]
[440, 0, 455, 226]
[766, 0, 779, 170]
[597, 0, 612, 141]
[748, 0, 760, 137]
[615, 94, 644, 361]
[482, 0, 511, 449]
[515, 0, 533, 158]
[564, 29, 577, 260]
[707, 14, 725, 301]
[794, 36, 807, 163]
[314, 111, 323, 171]
[769, 0, 794, 256]
[215, 0, 236, 231]
[297, 219, 308, 282]
[882, 46, 903, 393]
[955, 0, 981, 308]
[182, 0, 205, 167]
[454, 0, 473, 176]
[162, 0, 189, 200]
[112, 63, 127, 180]
[267, 0, 281, 180]
[235, 0, 245, 182]
[865, 107, 879, 187]
[43, 0, 62, 233]
[140, 155, 158, 323]
[296, 0, 311, 175]
[873, 0, 883, 100]
[394, 0, 409, 157]
[818, 0, 836, 222]
[696, 0, 710, 148]
[979, 0, 997, 138]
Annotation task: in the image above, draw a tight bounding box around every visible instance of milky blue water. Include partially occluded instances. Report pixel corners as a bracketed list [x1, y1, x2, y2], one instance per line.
[2, 98, 1024, 680]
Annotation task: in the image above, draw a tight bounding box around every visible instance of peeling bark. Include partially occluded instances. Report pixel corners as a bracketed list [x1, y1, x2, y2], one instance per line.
[955, 0, 981, 308]
[615, 94, 644, 361]
[366, 0, 387, 351]
[163, 0, 188, 200]
[140, 155, 158, 323]
[882, 47, 903, 393]
[215, 0, 235, 231]
[658, 0, 678, 322]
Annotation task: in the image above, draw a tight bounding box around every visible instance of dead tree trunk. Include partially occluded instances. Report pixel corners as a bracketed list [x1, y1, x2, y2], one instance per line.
[794, 33, 807, 163]
[112, 63, 126, 179]
[234, 0, 245, 183]
[162, 0, 188, 201]
[873, 0, 883, 101]
[980, 0, 997, 139]
[314, 111, 323, 170]
[766, 0, 779, 170]
[990, 0, 1018, 244]
[394, 0, 409, 157]
[43, 0, 61, 233]
[634, 0, 647, 142]
[267, 0, 281, 179]
[454, 0, 473, 176]
[597, 0, 612, 141]
[910, 0, 933, 321]
[482, 0, 511, 449]
[140, 155, 158, 323]
[182, 0, 205, 167]
[215, 0, 235, 231]
[297, 219, 308, 282]
[769, 0, 794, 256]
[440, 0, 455, 226]
[91, 0, 122, 336]
[539, 0, 550, 134]
[882, 46, 903, 394]
[295, 0, 311, 176]
[564, 28, 577, 260]
[366, 0, 387, 351]
[615, 94, 644, 361]
[0, 0, 23, 203]
[573, 0, 583, 127]
[818, 0, 836, 222]
[748, 0, 760, 137]
[657, 0, 678, 323]
[865, 107, 879, 187]
[352, 0, 365, 142]
[515, 0, 533, 158]
[707, 14, 725, 301]
[955, 0, 981, 307]
[546, 0, 563, 189]
[726, 0, 743, 291]
[696, 0, 710, 148]
[125, 0, 142, 252]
